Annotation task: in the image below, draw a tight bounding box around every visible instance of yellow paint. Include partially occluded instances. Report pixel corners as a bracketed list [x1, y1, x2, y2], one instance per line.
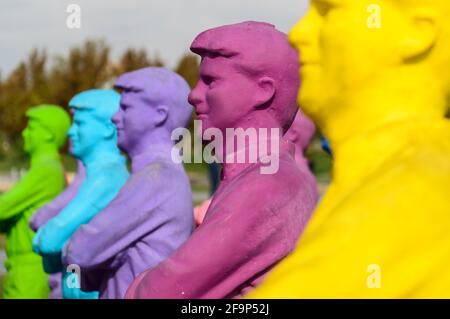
[249, 0, 450, 298]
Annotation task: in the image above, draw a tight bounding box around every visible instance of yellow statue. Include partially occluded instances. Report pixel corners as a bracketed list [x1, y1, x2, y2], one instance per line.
[250, 0, 450, 298]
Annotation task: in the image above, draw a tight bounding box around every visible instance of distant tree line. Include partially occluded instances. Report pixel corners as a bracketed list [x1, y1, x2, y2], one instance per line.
[0, 39, 199, 159]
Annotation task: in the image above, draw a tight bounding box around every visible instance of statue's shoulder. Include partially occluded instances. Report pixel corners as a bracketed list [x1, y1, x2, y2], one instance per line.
[353, 139, 450, 219]
[402, 125, 450, 185]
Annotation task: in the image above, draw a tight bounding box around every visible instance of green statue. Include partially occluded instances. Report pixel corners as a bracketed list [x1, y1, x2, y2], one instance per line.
[0, 105, 70, 298]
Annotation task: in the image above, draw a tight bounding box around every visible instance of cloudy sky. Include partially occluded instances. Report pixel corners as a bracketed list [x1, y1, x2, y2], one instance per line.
[0, 0, 309, 76]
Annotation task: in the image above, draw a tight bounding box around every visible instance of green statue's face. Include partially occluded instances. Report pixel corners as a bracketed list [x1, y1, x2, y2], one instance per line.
[22, 119, 52, 154]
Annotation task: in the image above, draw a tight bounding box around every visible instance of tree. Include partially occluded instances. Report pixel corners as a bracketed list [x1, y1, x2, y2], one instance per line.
[0, 61, 31, 135]
[175, 53, 199, 89]
[48, 39, 111, 108]
[112, 48, 164, 77]
[0, 41, 202, 162]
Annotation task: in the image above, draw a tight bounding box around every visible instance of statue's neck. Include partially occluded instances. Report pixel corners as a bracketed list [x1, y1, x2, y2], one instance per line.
[82, 142, 124, 171]
[221, 133, 287, 182]
[313, 69, 448, 188]
[30, 144, 60, 166]
[331, 117, 449, 189]
[129, 142, 175, 173]
[291, 143, 307, 163]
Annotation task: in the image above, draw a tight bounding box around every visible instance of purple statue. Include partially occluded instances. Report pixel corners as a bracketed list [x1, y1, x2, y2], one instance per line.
[62, 67, 194, 299]
[30, 160, 85, 299]
[126, 21, 319, 299]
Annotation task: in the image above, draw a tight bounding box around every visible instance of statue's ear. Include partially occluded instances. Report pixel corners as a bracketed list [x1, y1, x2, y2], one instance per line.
[154, 104, 169, 127]
[104, 122, 116, 139]
[401, 8, 438, 62]
[254, 77, 275, 110]
[41, 126, 55, 143]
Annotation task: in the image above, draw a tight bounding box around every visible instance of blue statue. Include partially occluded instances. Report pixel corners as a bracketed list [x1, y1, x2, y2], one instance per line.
[32, 89, 129, 299]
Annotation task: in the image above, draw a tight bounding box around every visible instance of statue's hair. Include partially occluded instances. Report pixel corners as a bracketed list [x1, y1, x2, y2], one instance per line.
[115, 67, 193, 133]
[191, 21, 300, 133]
[26, 105, 71, 149]
[69, 89, 121, 122]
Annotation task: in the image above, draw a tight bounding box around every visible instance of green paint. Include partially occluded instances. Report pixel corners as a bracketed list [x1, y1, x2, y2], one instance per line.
[0, 105, 70, 298]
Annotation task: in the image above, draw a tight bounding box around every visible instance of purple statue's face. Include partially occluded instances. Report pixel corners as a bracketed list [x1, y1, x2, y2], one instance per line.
[189, 57, 259, 135]
[112, 88, 152, 153]
[113, 67, 192, 156]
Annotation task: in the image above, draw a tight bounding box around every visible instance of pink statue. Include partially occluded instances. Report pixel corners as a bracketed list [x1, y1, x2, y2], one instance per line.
[193, 198, 212, 226]
[194, 111, 317, 226]
[126, 21, 318, 299]
[283, 110, 317, 192]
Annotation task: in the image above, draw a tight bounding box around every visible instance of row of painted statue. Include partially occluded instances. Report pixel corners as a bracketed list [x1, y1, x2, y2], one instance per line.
[1, 0, 450, 299]
[0, 23, 318, 299]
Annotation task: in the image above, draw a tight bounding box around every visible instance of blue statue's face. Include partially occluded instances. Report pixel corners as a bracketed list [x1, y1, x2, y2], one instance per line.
[67, 109, 108, 159]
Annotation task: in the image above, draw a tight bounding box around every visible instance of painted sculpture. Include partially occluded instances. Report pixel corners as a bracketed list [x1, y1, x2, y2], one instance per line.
[62, 67, 194, 299]
[126, 22, 318, 299]
[30, 160, 85, 299]
[32, 89, 129, 299]
[250, 0, 450, 298]
[0, 105, 70, 298]
[194, 110, 318, 226]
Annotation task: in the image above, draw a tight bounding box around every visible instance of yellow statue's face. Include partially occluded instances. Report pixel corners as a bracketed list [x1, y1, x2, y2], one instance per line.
[289, 0, 424, 121]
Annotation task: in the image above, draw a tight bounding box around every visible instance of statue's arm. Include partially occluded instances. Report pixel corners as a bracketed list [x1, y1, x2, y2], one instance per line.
[33, 172, 122, 255]
[125, 204, 281, 299]
[63, 183, 172, 271]
[0, 169, 45, 222]
[30, 162, 85, 231]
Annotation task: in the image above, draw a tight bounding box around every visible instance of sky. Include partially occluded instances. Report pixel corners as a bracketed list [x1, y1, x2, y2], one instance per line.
[0, 0, 310, 76]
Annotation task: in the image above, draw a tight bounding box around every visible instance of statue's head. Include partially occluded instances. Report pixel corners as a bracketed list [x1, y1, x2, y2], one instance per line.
[113, 67, 192, 155]
[67, 89, 121, 160]
[289, 0, 450, 133]
[284, 110, 316, 153]
[189, 21, 300, 136]
[23, 105, 71, 155]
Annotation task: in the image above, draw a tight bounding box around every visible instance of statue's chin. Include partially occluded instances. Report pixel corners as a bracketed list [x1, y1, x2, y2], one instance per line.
[71, 148, 81, 159]
[298, 92, 322, 120]
[117, 140, 127, 154]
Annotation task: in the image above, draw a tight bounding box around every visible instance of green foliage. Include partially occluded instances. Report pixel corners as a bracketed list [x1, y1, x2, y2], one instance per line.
[305, 135, 332, 183]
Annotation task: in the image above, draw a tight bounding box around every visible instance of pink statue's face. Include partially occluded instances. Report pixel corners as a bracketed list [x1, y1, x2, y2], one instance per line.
[284, 111, 316, 150]
[188, 57, 260, 135]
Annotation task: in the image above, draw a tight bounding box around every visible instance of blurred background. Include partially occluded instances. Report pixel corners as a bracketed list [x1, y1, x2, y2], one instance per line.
[0, 0, 331, 294]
